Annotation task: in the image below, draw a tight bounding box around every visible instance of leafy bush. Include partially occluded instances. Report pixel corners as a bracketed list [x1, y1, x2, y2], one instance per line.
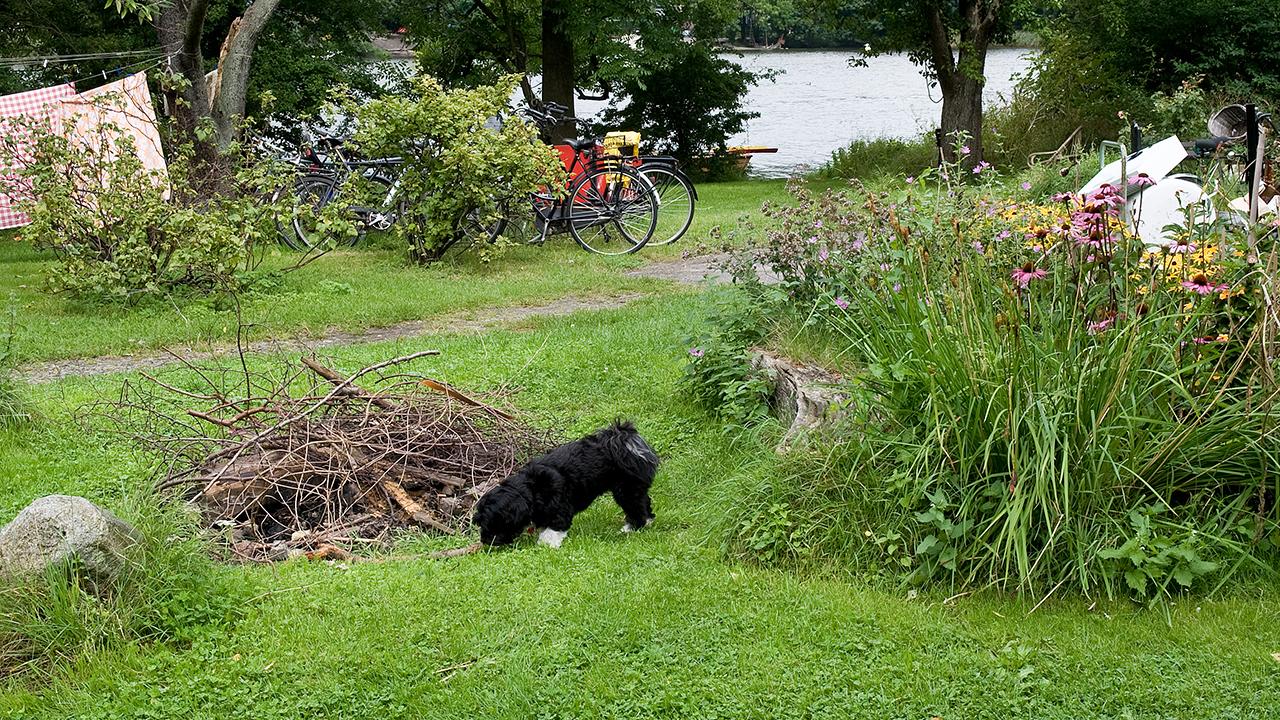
[815, 135, 938, 180]
[0, 303, 28, 429]
[683, 289, 773, 427]
[0, 97, 288, 303]
[0, 494, 248, 679]
[342, 74, 564, 262]
[709, 159, 1280, 599]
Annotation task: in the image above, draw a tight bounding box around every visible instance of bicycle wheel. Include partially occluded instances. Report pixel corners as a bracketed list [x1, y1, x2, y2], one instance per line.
[287, 173, 360, 250]
[637, 163, 696, 246]
[567, 164, 657, 255]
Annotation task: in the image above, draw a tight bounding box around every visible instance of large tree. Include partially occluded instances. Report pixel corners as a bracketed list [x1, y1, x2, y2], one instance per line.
[830, 0, 1021, 164]
[401, 0, 751, 142]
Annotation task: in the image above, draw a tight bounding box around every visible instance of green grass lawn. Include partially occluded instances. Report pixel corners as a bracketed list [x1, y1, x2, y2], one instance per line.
[2, 295, 1278, 719]
[0, 180, 787, 365]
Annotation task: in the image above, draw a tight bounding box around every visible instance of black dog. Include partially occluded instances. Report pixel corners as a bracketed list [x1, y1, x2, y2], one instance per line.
[473, 420, 659, 548]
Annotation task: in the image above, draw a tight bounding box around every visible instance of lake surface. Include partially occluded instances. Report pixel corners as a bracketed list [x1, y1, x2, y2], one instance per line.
[572, 48, 1035, 177]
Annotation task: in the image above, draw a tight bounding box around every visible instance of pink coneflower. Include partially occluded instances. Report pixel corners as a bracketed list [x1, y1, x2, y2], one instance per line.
[1051, 192, 1073, 203]
[834, 296, 850, 310]
[1167, 236, 1196, 254]
[1181, 274, 1228, 295]
[1129, 172, 1155, 187]
[688, 347, 704, 358]
[1011, 262, 1047, 287]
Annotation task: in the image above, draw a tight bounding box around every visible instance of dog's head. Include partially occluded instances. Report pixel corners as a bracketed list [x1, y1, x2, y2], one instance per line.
[472, 481, 532, 546]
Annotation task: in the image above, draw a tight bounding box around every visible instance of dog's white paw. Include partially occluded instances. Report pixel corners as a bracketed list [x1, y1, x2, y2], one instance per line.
[538, 528, 567, 548]
[621, 523, 635, 533]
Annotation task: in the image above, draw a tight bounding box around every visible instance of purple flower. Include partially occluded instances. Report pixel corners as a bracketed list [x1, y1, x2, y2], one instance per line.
[960, 145, 971, 155]
[807, 235, 818, 244]
[818, 248, 830, 262]
[1021, 181, 1032, 191]
[834, 296, 850, 310]
[997, 229, 1012, 241]
[905, 175, 915, 185]
[972, 241, 985, 253]
[1129, 172, 1155, 187]
[1052, 192, 1073, 203]
[814, 220, 824, 229]
[1011, 262, 1047, 287]
[972, 161, 991, 175]
[1181, 275, 1228, 295]
[1087, 317, 1115, 334]
[880, 263, 891, 272]
[1167, 237, 1196, 254]
[893, 283, 902, 293]
[688, 347, 704, 358]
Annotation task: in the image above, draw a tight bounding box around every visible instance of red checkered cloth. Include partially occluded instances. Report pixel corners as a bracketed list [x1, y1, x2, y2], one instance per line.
[0, 83, 76, 230]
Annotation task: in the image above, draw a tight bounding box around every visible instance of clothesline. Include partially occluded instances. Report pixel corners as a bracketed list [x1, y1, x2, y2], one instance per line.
[0, 48, 165, 68]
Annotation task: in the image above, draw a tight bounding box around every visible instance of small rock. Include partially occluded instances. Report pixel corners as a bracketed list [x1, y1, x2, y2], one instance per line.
[0, 495, 142, 580]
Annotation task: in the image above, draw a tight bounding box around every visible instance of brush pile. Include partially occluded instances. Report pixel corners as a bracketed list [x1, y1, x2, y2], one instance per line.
[96, 350, 552, 562]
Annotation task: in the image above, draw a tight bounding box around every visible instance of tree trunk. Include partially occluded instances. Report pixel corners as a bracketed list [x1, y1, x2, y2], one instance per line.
[157, 0, 212, 148]
[210, 0, 282, 150]
[925, 0, 998, 166]
[541, 0, 576, 141]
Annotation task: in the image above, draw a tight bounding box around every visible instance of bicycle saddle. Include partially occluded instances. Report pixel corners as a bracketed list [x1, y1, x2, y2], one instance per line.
[563, 138, 596, 152]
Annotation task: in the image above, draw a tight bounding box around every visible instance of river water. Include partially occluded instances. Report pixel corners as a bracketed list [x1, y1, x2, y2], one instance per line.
[570, 48, 1035, 177]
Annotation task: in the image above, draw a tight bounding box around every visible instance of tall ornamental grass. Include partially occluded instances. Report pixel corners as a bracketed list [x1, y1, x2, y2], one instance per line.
[721, 158, 1279, 599]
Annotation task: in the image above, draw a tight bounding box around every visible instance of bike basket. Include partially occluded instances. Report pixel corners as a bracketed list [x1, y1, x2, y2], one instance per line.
[602, 131, 641, 157]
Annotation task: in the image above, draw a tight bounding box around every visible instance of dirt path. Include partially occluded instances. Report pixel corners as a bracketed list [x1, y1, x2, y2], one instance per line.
[18, 294, 644, 384]
[17, 254, 738, 384]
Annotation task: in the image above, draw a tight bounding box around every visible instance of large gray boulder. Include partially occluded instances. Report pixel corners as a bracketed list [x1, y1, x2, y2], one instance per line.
[0, 495, 142, 580]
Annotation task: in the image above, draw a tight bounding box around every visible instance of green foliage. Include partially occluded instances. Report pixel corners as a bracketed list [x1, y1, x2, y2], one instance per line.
[682, 290, 773, 426]
[1146, 77, 1214, 140]
[598, 45, 761, 176]
[705, 159, 1280, 599]
[0, 103, 291, 303]
[0, 303, 30, 430]
[815, 135, 937, 180]
[0, 494, 248, 680]
[343, 74, 564, 262]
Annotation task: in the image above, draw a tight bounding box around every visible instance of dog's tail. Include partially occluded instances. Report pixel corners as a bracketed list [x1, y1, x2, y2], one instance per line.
[607, 419, 660, 480]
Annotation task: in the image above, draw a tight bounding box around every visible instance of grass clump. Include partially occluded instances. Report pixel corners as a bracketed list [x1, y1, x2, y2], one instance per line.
[702, 166, 1280, 600]
[814, 135, 938, 180]
[0, 493, 248, 681]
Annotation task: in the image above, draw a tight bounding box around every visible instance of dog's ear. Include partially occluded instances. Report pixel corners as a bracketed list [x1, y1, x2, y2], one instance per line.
[475, 483, 532, 545]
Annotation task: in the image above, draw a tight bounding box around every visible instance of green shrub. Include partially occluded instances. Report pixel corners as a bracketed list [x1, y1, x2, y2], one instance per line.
[814, 135, 937, 180]
[0, 494, 248, 680]
[0, 302, 30, 429]
[0, 99, 288, 303]
[708, 160, 1280, 600]
[342, 74, 564, 263]
[682, 288, 773, 427]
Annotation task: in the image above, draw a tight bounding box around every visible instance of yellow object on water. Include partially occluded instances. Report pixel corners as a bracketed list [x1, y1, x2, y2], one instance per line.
[603, 131, 641, 157]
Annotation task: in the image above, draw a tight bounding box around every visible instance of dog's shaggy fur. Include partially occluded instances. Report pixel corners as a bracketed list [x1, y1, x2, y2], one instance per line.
[473, 420, 659, 547]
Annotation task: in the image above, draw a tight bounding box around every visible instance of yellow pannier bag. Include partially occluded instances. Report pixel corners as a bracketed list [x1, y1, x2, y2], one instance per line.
[602, 131, 641, 157]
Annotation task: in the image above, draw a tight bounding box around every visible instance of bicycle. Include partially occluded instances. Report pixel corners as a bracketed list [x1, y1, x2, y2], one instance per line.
[522, 104, 698, 247]
[474, 105, 660, 256]
[269, 136, 504, 255]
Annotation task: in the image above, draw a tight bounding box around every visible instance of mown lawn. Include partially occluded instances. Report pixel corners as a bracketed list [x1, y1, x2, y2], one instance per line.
[1, 294, 1278, 719]
[0, 180, 786, 365]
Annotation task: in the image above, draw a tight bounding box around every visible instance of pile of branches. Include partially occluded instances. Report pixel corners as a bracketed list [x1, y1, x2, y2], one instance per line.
[94, 350, 552, 562]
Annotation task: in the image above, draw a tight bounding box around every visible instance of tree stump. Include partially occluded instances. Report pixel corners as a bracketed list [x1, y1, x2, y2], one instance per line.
[750, 350, 848, 449]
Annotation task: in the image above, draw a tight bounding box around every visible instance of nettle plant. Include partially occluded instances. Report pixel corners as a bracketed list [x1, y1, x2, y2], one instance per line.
[342, 74, 565, 263]
[732, 150, 1279, 599]
[0, 101, 289, 303]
